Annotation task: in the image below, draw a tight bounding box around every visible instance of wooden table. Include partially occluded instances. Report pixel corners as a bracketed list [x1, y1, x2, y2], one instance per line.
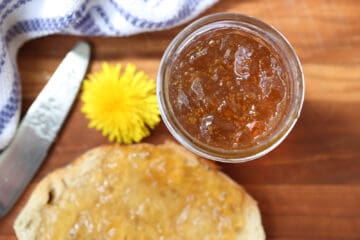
[1, 0, 360, 239]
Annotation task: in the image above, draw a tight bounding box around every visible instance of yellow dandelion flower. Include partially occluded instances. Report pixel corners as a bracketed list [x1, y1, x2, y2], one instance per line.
[81, 63, 160, 144]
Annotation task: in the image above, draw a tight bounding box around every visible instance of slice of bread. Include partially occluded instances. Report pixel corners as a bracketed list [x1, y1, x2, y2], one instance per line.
[14, 142, 265, 240]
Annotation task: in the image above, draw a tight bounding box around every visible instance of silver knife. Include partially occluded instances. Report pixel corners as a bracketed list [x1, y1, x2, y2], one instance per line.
[0, 41, 91, 218]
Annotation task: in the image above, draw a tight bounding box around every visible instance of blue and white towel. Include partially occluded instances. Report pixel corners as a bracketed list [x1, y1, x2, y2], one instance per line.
[0, 0, 217, 150]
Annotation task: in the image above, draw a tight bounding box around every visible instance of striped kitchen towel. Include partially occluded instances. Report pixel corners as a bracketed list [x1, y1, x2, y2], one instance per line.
[0, 0, 217, 150]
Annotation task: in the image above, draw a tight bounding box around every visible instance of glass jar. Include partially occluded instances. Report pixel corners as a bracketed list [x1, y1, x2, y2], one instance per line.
[157, 13, 304, 163]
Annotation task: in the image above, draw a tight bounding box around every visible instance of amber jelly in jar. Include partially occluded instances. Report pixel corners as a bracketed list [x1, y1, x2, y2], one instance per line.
[157, 13, 304, 163]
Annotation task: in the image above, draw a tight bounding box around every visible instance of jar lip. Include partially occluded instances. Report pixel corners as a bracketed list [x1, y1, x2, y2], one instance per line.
[157, 13, 305, 163]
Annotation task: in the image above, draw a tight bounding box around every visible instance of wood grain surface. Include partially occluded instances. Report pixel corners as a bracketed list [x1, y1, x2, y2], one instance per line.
[1, 0, 360, 239]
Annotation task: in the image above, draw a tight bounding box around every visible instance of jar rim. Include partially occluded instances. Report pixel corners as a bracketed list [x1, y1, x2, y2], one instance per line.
[157, 13, 305, 163]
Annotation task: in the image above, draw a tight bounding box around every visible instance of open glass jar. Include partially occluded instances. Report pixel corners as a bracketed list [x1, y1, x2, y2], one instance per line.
[157, 13, 304, 163]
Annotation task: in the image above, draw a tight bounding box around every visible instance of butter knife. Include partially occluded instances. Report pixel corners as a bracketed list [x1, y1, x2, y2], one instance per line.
[0, 41, 91, 218]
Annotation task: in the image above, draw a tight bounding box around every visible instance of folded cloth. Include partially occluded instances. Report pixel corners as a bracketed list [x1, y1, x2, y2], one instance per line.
[0, 0, 217, 150]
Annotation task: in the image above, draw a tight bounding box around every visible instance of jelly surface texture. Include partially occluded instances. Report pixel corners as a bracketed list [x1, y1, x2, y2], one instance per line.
[33, 144, 244, 239]
[169, 28, 290, 149]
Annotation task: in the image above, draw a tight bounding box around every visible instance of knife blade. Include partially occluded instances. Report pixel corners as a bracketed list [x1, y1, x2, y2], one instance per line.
[0, 41, 91, 218]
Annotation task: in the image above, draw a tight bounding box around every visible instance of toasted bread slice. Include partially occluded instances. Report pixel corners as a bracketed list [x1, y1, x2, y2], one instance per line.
[14, 142, 265, 240]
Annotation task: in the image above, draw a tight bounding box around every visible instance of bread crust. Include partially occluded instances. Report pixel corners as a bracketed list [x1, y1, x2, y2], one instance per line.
[14, 142, 265, 239]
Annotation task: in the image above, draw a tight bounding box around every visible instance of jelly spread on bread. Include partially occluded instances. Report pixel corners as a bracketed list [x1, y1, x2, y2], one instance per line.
[32, 144, 244, 239]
